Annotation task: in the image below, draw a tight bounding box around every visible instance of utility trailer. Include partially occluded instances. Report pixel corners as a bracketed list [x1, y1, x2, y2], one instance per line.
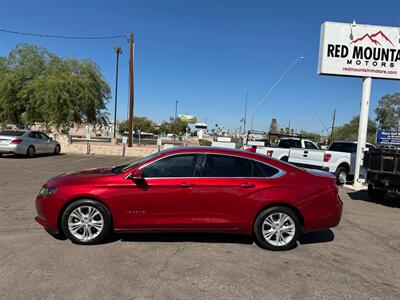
[363, 146, 400, 200]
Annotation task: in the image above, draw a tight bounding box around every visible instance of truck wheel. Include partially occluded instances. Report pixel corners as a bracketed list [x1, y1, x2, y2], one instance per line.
[335, 166, 348, 185]
[368, 184, 387, 201]
[281, 157, 288, 162]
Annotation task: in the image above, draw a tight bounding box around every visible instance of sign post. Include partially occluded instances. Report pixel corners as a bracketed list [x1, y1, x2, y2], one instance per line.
[353, 77, 372, 187]
[318, 21, 400, 187]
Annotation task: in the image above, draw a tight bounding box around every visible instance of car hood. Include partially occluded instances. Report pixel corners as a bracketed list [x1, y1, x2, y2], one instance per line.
[45, 167, 116, 187]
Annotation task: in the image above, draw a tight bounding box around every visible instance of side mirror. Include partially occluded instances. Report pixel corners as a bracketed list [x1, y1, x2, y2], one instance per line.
[128, 169, 144, 180]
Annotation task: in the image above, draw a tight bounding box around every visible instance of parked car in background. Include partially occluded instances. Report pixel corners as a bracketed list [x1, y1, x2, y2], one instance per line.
[35, 147, 342, 251]
[0, 130, 61, 158]
[289, 141, 376, 185]
[246, 137, 320, 161]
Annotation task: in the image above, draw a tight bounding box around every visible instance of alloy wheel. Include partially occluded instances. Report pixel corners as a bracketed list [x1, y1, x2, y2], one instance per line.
[67, 206, 104, 241]
[261, 212, 296, 247]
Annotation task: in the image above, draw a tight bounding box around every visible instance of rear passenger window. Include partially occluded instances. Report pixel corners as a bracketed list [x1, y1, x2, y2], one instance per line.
[203, 155, 252, 177]
[253, 161, 280, 177]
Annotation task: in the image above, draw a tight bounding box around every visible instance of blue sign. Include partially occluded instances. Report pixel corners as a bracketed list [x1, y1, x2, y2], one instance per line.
[376, 130, 400, 145]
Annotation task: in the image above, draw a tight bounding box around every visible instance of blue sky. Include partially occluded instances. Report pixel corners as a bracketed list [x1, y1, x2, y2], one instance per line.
[1, 0, 399, 133]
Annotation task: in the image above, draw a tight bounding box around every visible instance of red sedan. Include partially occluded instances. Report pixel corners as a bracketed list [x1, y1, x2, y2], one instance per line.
[35, 147, 342, 250]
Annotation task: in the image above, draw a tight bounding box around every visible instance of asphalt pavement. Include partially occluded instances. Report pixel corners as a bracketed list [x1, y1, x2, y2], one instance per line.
[0, 154, 399, 299]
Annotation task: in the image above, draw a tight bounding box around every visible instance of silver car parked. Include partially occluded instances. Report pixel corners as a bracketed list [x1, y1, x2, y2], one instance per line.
[0, 130, 61, 158]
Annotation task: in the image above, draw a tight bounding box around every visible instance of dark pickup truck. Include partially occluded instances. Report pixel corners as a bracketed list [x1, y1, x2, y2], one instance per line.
[363, 147, 400, 200]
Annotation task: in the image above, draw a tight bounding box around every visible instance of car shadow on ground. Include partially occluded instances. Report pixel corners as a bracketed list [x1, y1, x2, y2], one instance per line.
[299, 229, 334, 245]
[0, 153, 65, 159]
[110, 229, 335, 247]
[115, 232, 254, 245]
[348, 190, 400, 208]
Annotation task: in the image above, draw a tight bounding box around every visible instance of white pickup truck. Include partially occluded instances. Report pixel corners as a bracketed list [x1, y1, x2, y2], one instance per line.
[288, 141, 376, 185]
[247, 138, 320, 161]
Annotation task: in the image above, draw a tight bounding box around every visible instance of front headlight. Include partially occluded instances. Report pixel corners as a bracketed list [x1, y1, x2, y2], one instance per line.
[39, 187, 59, 196]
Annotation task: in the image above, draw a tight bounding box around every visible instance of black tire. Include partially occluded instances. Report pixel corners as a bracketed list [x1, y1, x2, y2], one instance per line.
[54, 144, 61, 155]
[61, 199, 112, 245]
[281, 156, 288, 162]
[253, 206, 301, 251]
[27, 146, 35, 158]
[335, 166, 349, 186]
[368, 184, 387, 201]
[0, 153, 3, 158]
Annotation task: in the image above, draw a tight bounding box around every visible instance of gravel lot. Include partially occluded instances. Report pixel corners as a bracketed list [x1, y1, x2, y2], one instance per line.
[0, 154, 399, 299]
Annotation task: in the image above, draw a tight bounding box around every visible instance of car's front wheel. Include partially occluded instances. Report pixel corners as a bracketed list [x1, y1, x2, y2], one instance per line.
[61, 199, 112, 245]
[253, 206, 301, 251]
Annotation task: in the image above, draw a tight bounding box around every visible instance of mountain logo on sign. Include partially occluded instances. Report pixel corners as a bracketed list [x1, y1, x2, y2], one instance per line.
[350, 31, 395, 47]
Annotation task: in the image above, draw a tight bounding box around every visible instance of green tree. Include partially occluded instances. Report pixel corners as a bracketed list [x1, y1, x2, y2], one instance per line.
[0, 44, 111, 131]
[119, 117, 157, 134]
[375, 93, 400, 131]
[159, 117, 188, 136]
[299, 130, 321, 142]
[333, 116, 377, 144]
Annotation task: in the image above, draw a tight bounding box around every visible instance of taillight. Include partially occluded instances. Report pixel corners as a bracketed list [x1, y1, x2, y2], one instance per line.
[10, 139, 23, 144]
[323, 153, 331, 162]
[267, 150, 273, 156]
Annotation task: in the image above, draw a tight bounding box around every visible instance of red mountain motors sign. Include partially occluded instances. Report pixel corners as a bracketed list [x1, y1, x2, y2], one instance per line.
[318, 22, 400, 80]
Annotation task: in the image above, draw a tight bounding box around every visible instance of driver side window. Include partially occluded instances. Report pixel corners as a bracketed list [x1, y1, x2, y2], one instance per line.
[141, 154, 199, 178]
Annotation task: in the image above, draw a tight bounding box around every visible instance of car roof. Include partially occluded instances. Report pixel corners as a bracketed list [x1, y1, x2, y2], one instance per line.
[331, 140, 374, 145]
[157, 146, 299, 170]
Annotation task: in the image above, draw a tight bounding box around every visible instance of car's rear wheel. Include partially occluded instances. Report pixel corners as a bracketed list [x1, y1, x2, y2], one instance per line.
[335, 166, 348, 186]
[253, 206, 301, 251]
[27, 146, 35, 158]
[61, 199, 112, 245]
[0, 153, 3, 158]
[54, 144, 61, 155]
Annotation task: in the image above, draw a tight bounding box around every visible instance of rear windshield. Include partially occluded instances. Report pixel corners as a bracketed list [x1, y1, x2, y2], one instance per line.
[328, 142, 357, 153]
[278, 139, 301, 148]
[0, 131, 25, 137]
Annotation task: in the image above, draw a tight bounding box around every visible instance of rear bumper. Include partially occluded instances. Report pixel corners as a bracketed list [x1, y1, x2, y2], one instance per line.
[0, 144, 27, 154]
[302, 195, 343, 233]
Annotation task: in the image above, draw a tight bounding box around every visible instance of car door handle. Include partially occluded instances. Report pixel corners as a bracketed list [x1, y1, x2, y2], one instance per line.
[240, 182, 256, 188]
[180, 182, 193, 188]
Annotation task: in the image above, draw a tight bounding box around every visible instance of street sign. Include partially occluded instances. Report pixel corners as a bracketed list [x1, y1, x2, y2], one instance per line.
[318, 22, 400, 80]
[85, 133, 91, 140]
[377, 130, 400, 146]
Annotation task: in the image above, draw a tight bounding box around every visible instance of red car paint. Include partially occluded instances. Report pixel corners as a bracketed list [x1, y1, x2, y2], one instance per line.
[35, 147, 342, 236]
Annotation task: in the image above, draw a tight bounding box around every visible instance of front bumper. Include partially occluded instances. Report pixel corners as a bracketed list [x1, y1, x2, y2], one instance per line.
[35, 194, 63, 233]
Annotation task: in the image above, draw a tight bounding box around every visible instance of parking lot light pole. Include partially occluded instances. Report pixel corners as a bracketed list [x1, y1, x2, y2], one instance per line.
[250, 56, 304, 130]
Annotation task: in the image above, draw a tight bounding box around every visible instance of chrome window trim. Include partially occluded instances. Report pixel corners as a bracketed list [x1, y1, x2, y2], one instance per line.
[125, 151, 286, 180]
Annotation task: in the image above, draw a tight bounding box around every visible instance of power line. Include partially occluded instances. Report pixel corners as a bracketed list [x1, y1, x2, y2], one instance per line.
[0, 28, 127, 40]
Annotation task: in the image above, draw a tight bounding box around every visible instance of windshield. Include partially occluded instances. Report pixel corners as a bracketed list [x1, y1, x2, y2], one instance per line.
[113, 151, 163, 174]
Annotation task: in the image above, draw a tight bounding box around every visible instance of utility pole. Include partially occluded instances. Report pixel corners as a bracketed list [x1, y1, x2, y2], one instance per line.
[330, 108, 336, 143]
[175, 100, 178, 119]
[243, 88, 248, 134]
[127, 33, 134, 147]
[113, 46, 122, 139]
